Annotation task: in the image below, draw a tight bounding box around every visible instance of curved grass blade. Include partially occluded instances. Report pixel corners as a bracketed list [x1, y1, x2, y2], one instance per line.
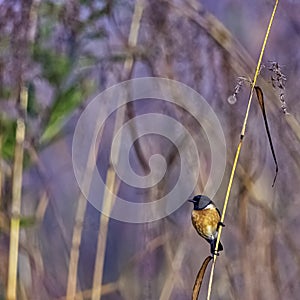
[192, 256, 212, 300]
[254, 86, 278, 186]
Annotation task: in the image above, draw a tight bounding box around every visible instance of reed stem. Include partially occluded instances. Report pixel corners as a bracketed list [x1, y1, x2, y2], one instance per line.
[206, 1, 279, 299]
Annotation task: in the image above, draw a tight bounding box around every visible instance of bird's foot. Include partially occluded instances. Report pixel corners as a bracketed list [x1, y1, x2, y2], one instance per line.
[211, 251, 220, 257]
[217, 222, 225, 229]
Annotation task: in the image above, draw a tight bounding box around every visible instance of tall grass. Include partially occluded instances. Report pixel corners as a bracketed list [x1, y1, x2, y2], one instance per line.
[91, 1, 145, 299]
[2, 1, 300, 299]
[206, 1, 279, 299]
[7, 86, 28, 300]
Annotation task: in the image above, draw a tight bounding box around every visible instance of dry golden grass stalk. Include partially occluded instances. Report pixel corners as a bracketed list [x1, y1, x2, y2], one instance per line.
[90, 1, 145, 300]
[35, 191, 49, 222]
[7, 86, 28, 300]
[206, 2, 279, 299]
[66, 126, 104, 300]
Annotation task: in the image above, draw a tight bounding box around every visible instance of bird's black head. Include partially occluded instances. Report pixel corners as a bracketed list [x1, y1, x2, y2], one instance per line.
[188, 195, 212, 210]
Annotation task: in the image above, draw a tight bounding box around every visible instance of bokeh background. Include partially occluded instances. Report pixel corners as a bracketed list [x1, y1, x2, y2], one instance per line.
[1, 0, 300, 299]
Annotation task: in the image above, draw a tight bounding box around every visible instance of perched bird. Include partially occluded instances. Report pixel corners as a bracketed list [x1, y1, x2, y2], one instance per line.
[188, 195, 224, 255]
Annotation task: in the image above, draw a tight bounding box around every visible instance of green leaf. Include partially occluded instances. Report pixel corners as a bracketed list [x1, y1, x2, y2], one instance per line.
[33, 47, 71, 86]
[0, 118, 31, 168]
[27, 82, 39, 117]
[40, 85, 84, 144]
[0, 119, 16, 161]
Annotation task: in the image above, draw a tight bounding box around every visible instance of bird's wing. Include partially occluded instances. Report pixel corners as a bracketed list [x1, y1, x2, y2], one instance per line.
[216, 207, 221, 217]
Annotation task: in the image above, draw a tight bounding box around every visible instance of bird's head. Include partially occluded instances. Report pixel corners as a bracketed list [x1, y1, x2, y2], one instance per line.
[188, 195, 212, 210]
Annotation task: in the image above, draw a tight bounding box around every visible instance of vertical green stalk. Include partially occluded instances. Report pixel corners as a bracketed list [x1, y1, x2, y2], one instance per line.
[7, 86, 28, 300]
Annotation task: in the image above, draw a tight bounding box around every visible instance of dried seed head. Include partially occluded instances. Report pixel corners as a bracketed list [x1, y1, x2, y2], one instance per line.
[267, 61, 288, 114]
[228, 76, 250, 105]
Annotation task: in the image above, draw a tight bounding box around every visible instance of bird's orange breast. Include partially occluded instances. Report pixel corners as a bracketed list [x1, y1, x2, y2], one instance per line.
[191, 208, 220, 240]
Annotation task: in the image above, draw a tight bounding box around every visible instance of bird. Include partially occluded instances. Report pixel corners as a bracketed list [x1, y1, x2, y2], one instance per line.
[188, 195, 224, 255]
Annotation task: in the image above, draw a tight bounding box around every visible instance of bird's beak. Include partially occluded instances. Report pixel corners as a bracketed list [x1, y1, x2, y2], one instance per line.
[188, 199, 196, 203]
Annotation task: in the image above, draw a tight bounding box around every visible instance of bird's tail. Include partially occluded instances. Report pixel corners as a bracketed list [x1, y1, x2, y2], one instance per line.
[210, 240, 223, 255]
